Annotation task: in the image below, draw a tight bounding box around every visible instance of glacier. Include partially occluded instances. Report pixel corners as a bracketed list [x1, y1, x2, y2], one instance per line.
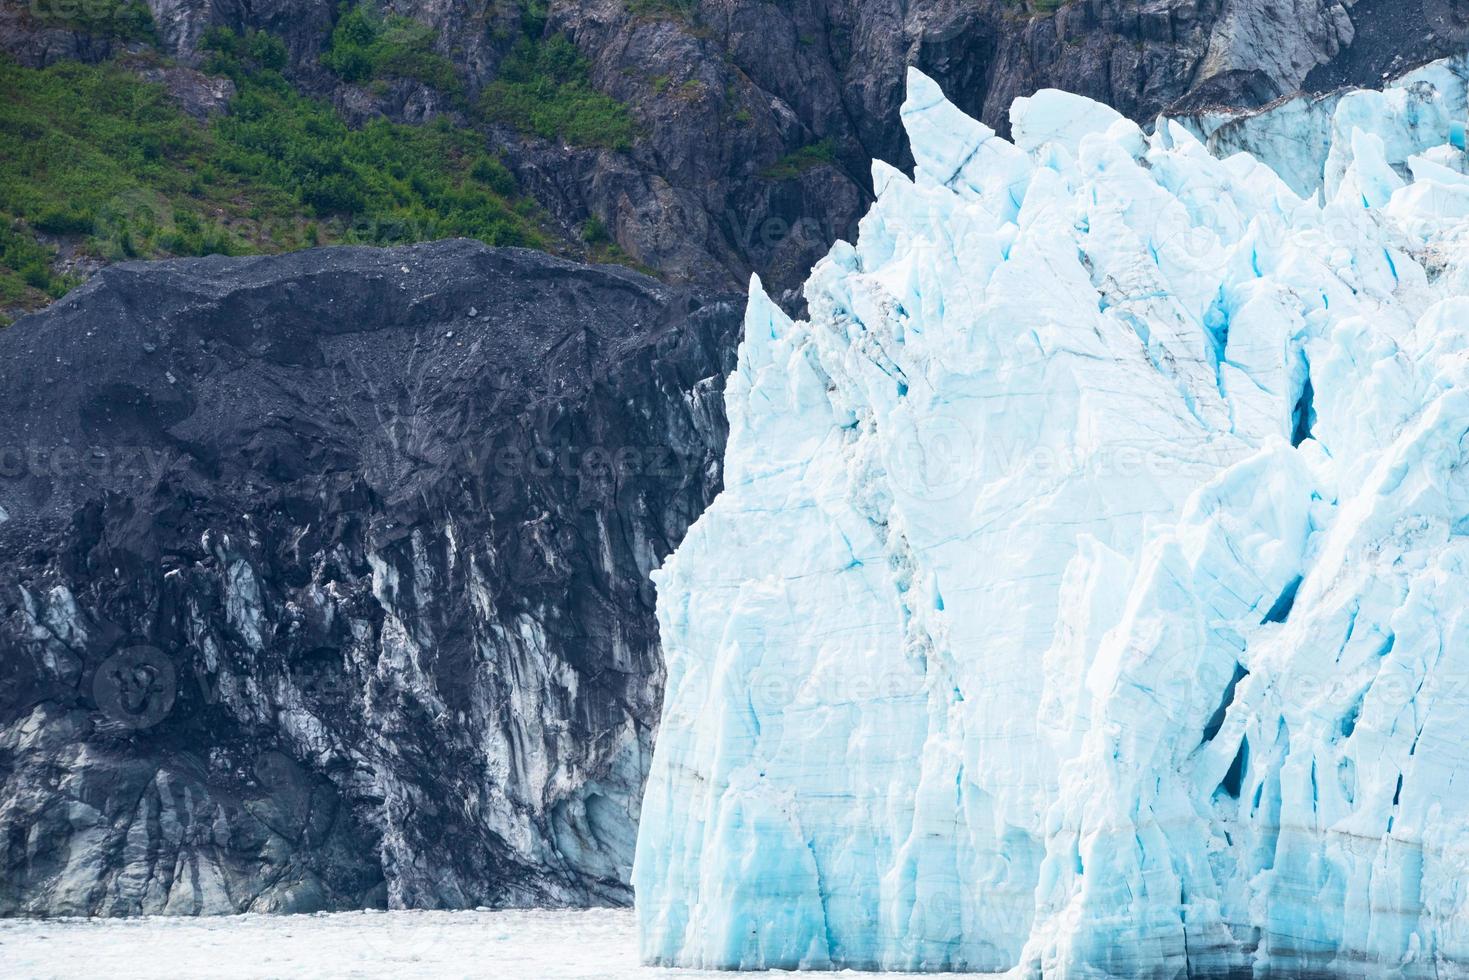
[632, 56, 1469, 977]
[1191, 56, 1469, 201]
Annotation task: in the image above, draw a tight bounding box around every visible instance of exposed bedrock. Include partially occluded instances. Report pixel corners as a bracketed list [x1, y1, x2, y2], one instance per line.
[0, 241, 740, 914]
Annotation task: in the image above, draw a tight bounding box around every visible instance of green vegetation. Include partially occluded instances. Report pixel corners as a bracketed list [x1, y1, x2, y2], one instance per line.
[577, 213, 651, 273]
[203, 30, 540, 244]
[321, 3, 461, 95]
[0, 55, 216, 305]
[28, 0, 156, 42]
[0, 218, 77, 309]
[477, 35, 636, 150]
[0, 35, 543, 313]
[759, 138, 837, 181]
[579, 216, 610, 244]
[725, 83, 752, 126]
[200, 24, 289, 73]
[0, 6, 648, 316]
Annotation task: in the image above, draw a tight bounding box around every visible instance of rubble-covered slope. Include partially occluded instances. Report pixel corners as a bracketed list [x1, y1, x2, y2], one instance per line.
[0, 241, 740, 915]
[636, 57, 1469, 976]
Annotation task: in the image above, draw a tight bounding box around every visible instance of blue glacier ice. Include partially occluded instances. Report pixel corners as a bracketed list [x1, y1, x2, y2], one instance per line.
[1193, 56, 1469, 200]
[633, 59, 1469, 977]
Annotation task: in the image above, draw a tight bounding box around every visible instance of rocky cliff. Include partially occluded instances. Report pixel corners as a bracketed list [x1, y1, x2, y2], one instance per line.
[4, 0, 1463, 306]
[0, 241, 739, 914]
[1, 0, 1464, 919]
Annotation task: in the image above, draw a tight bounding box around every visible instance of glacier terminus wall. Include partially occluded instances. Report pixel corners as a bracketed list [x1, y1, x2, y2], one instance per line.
[634, 58, 1469, 977]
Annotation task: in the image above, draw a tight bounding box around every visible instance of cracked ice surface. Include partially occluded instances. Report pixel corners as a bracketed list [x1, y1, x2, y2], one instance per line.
[634, 60, 1469, 976]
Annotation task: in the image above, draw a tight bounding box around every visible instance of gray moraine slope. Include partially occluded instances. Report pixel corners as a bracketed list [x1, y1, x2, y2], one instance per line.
[0, 241, 739, 915]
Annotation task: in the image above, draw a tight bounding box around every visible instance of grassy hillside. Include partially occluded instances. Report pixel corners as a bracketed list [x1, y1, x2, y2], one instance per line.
[0, 22, 554, 323]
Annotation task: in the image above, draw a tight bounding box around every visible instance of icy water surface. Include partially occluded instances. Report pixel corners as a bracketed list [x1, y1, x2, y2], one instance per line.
[0, 908, 966, 978]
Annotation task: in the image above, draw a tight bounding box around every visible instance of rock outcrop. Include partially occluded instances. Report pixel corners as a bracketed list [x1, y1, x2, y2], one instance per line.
[5, 0, 1462, 304]
[0, 241, 740, 914]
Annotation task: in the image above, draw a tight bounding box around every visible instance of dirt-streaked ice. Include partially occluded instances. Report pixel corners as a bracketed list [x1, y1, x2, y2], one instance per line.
[634, 60, 1469, 976]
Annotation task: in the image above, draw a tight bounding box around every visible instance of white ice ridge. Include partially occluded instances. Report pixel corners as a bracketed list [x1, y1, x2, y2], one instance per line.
[633, 60, 1469, 977]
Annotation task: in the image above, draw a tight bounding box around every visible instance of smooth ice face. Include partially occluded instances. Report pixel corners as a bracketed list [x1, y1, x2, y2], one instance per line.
[634, 61, 1469, 977]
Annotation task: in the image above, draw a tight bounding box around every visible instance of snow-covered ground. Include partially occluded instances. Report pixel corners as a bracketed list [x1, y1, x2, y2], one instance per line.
[0, 908, 961, 979]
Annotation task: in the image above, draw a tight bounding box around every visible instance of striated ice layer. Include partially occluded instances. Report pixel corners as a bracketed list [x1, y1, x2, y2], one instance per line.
[634, 60, 1469, 977]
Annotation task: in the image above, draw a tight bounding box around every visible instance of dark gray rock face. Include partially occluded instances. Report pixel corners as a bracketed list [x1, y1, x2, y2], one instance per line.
[1304, 0, 1469, 93]
[483, 0, 1451, 300]
[0, 241, 740, 915]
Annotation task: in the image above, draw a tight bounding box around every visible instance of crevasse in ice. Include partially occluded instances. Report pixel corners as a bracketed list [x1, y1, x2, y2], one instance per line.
[633, 59, 1469, 977]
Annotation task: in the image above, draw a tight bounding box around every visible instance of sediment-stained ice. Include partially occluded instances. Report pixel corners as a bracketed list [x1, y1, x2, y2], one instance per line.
[634, 59, 1469, 977]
